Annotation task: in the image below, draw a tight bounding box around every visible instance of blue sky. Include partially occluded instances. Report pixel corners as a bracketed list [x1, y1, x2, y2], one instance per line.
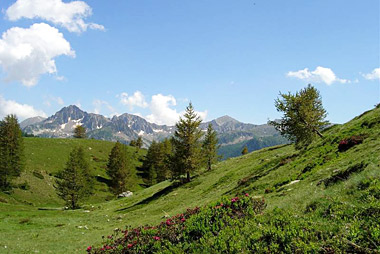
[0, 0, 379, 125]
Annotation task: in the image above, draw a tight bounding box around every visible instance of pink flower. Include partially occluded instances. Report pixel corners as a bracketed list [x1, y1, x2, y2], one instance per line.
[181, 218, 186, 222]
[245, 193, 249, 197]
[166, 219, 172, 226]
[86, 246, 92, 252]
[106, 246, 112, 250]
[153, 236, 160, 241]
[127, 243, 133, 248]
[231, 198, 236, 202]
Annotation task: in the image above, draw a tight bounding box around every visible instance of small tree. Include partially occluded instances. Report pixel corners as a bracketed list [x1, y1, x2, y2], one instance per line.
[73, 125, 86, 139]
[136, 136, 143, 149]
[241, 146, 248, 155]
[269, 84, 329, 149]
[171, 102, 203, 183]
[55, 147, 92, 209]
[0, 115, 24, 190]
[202, 123, 221, 171]
[107, 142, 130, 194]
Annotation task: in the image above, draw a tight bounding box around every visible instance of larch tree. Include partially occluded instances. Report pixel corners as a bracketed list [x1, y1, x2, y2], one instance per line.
[202, 123, 221, 171]
[268, 84, 329, 149]
[73, 125, 86, 139]
[171, 103, 203, 183]
[241, 145, 248, 155]
[55, 146, 93, 209]
[106, 141, 130, 194]
[0, 115, 24, 190]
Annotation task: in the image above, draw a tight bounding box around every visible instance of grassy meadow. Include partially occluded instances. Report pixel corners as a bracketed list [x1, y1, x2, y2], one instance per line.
[0, 106, 379, 253]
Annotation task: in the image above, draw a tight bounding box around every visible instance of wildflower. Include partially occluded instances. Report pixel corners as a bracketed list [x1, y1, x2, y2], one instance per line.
[166, 219, 172, 226]
[245, 193, 249, 197]
[127, 243, 133, 248]
[86, 246, 92, 252]
[153, 236, 160, 241]
[181, 218, 186, 222]
[106, 246, 112, 250]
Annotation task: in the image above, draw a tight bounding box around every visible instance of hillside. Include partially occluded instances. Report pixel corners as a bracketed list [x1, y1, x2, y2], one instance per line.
[0, 106, 379, 253]
[0, 138, 145, 207]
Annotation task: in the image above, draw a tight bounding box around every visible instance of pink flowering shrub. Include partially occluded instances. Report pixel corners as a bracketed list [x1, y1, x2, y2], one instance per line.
[338, 135, 364, 152]
[88, 194, 265, 253]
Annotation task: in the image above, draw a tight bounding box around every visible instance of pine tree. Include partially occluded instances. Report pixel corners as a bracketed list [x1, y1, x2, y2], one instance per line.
[106, 141, 130, 194]
[268, 84, 329, 149]
[73, 125, 86, 139]
[171, 103, 203, 183]
[55, 147, 92, 209]
[241, 146, 248, 155]
[0, 115, 24, 190]
[202, 123, 221, 171]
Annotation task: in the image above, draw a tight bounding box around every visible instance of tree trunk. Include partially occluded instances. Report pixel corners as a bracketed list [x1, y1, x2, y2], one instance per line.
[71, 194, 75, 209]
[186, 171, 190, 182]
[208, 159, 211, 171]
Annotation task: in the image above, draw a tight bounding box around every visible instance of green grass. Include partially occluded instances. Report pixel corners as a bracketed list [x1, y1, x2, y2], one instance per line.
[0, 106, 379, 253]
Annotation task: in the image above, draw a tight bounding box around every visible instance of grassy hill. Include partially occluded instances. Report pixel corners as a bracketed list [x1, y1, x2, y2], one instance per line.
[0, 106, 379, 253]
[0, 138, 145, 207]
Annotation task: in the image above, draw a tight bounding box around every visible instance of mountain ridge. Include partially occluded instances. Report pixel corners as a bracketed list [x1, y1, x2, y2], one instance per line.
[21, 105, 287, 156]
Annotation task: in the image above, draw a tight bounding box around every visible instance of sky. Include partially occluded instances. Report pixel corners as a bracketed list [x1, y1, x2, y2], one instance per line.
[0, 0, 379, 125]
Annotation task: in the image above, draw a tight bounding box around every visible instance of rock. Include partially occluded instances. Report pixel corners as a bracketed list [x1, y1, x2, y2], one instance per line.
[118, 191, 133, 198]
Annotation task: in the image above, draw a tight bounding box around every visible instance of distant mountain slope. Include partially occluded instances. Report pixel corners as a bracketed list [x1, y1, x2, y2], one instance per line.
[21, 105, 287, 157]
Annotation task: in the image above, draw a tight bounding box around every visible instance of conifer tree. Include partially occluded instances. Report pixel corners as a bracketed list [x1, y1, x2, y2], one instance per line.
[269, 84, 328, 149]
[0, 115, 25, 190]
[202, 123, 221, 171]
[73, 125, 86, 139]
[171, 103, 203, 183]
[241, 145, 248, 155]
[55, 147, 92, 209]
[107, 141, 130, 194]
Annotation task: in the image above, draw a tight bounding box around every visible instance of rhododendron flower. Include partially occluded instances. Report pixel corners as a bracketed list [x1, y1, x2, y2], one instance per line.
[127, 243, 133, 248]
[86, 246, 92, 251]
[106, 246, 112, 250]
[166, 219, 172, 226]
[153, 236, 160, 241]
[181, 218, 186, 222]
[245, 193, 249, 197]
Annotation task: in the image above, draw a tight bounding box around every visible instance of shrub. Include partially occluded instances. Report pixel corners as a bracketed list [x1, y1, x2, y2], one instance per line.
[88, 195, 265, 253]
[338, 135, 364, 152]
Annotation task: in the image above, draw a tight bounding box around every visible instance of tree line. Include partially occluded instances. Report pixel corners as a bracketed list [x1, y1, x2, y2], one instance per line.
[1, 84, 330, 208]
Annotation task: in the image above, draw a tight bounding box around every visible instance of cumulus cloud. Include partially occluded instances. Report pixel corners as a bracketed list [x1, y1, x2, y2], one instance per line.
[119, 91, 148, 110]
[287, 66, 350, 85]
[0, 95, 47, 120]
[363, 68, 380, 80]
[0, 23, 75, 86]
[6, 0, 104, 33]
[146, 94, 207, 126]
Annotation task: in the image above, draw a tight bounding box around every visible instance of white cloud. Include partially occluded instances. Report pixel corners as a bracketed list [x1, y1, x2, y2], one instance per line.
[146, 94, 207, 125]
[287, 66, 349, 85]
[0, 95, 47, 120]
[6, 0, 104, 33]
[44, 95, 64, 107]
[363, 68, 380, 80]
[93, 99, 117, 116]
[119, 91, 148, 110]
[0, 23, 75, 86]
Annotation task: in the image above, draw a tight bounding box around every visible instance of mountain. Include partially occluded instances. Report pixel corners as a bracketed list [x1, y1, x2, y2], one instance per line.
[21, 105, 286, 156]
[20, 116, 46, 129]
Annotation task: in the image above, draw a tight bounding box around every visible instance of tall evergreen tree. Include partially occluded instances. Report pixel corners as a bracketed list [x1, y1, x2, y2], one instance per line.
[55, 147, 92, 209]
[171, 103, 203, 183]
[73, 125, 86, 139]
[202, 123, 221, 171]
[107, 141, 130, 194]
[269, 84, 329, 149]
[0, 115, 24, 190]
